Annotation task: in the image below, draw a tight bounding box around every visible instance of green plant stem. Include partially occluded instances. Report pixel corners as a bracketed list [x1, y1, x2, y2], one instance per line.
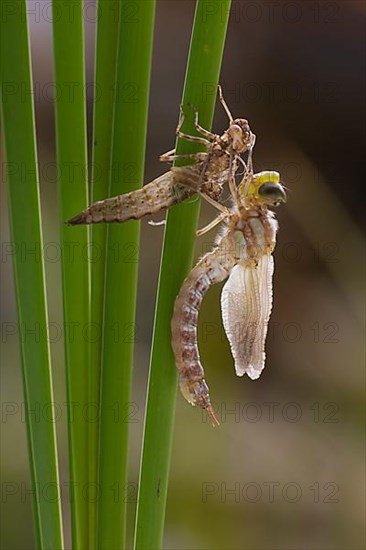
[134, 1, 232, 548]
[89, 2, 121, 547]
[52, 1, 90, 547]
[97, 1, 156, 548]
[0, 2, 64, 548]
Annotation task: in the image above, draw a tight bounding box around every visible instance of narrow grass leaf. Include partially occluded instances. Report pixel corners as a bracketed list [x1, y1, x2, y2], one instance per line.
[1, 2, 64, 547]
[134, 1, 232, 548]
[97, 1, 156, 548]
[52, 0, 90, 546]
[89, 2, 121, 546]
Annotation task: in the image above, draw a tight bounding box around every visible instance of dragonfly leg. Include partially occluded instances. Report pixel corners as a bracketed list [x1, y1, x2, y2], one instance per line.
[237, 155, 247, 173]
[159, 151, 207, 163]
[229, 180, 240, 205]
[247, 135, 256, 173]
[228, 178, 237, 199]
[198, 190, 230, 215]
[177, 129, 211, 146]
[196, 212, 226, 237]
[148, 218, 166, 227]
[234, 152, 260, 207]
[237, 138, 256, 203]
[159, 147, 176, 159]
[176, 106, 211, 146]
[217, 84, 234, 123]
[193, 110, 216, 140]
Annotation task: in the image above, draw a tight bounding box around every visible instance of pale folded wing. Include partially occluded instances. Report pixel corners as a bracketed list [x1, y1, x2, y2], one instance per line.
[220, 254, 274, 379]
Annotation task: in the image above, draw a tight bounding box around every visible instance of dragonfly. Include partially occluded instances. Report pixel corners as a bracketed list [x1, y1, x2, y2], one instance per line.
[67, 87, 255, 225]
[171, 165, 287, 426]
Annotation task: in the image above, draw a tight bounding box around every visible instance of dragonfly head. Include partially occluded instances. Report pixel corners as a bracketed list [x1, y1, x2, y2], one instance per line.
[245, 171, 287, 207]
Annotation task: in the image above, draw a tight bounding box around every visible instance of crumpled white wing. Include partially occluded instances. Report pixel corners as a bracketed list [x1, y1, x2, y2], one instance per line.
[220, 255, 274, 379]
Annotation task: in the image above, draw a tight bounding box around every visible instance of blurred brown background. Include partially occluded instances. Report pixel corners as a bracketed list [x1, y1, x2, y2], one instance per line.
[1, 1, 365, 549]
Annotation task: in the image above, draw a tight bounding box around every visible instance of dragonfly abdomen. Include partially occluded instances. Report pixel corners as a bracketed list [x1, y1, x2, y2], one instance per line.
[171, 235, 236, 425]
[66, 172, 193, 226]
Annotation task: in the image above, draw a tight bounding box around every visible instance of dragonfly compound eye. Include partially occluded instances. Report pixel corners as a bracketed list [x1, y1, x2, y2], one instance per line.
[258, 182, 287, 205]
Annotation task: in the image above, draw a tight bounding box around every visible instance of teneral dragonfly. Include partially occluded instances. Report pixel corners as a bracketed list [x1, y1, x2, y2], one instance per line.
[67, 87, 255, 225]
[171, 169, 286, 426]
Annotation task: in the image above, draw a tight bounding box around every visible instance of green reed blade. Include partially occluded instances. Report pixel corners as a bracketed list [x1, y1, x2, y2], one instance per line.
[134, 1, 232, 549]
[1, 1, 64, 547]
[89, 2, 121, 546]
[96, 1, 156, 548]
[52, 0, 90, 547]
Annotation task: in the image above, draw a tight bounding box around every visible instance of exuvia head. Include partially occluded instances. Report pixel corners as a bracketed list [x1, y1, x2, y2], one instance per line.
[241, 171, 287, 206]
[227, 118, 255, 153]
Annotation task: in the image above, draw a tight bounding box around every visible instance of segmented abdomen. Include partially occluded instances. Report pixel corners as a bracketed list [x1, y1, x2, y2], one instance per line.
[171, 234, 236, 425]
[67, 170, 196, 225]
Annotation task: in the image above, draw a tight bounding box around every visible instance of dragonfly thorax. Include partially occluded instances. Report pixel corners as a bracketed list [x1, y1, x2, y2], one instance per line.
[233, 209, 278, 261]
